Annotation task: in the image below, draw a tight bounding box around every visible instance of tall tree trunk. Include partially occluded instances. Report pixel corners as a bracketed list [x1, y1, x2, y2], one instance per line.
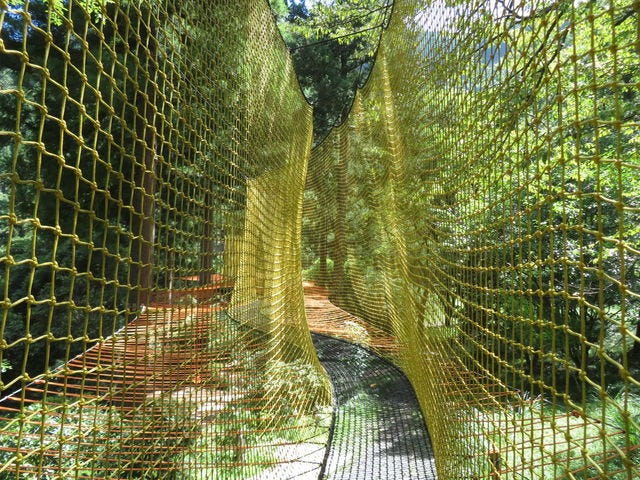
[331, 134, 348, 302]
[318, 214, 328, 286]
[200, 190, 214, 285]
[131, 105, 156, 306]
[130, 7, 157, 307]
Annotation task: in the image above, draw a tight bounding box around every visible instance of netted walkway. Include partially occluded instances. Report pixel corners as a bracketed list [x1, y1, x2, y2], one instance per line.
[312, 334, 437, 480]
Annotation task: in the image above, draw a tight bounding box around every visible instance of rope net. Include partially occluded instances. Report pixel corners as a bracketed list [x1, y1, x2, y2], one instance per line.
[304, 0, 640, 479]
[0, 0, 639, 479]
[0, 1, 331, 478]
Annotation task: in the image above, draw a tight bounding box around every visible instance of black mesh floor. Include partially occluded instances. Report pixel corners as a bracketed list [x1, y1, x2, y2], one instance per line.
[312, 334, 438, 480]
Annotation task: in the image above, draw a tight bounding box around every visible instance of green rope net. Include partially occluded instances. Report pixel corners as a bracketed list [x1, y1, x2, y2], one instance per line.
[0, 0, 639, 479]
[305, 0, 640, 478]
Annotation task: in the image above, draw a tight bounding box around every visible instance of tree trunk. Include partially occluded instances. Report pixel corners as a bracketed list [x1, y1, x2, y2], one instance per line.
[131, 110, 156, 306]
[200, 190, 214, 285]
[318, 215, 328, 286]
[130, 9, 158, 307]
[331, 135, 348, 301]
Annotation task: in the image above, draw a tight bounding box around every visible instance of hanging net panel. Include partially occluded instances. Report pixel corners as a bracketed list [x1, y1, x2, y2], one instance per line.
[303, 0, 640, 479]
[0, 1, 331, 478]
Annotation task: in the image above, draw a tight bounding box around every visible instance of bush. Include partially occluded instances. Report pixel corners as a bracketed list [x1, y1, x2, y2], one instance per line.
[0, 399, 120, 479]
[262, 359, 331, 418]
[302, 258, 334, 283]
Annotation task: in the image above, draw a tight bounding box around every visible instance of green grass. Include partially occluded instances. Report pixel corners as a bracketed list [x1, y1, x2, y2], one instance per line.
[469, 394, 640, 479]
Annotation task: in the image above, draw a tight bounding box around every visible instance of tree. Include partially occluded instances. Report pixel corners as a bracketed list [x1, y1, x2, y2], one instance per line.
[273, 0, 391, 141]
[0, 0, 248, 389]
[0, 0, 143, 388]
[447, 0, 640, 397]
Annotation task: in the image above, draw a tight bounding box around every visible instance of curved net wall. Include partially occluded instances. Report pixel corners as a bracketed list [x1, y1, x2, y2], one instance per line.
[0, 1, 331, 478]
[304, 0, 640, 478]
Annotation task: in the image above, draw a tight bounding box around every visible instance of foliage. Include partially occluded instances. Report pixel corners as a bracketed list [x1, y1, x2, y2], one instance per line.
[7, 0, 112, 24]
[0, 0, 139, 388]
[302, 257, 334, 282]
[263, 358, 330, 417]
[272, 0, 390, 141]
[0, 0, 243, 388]
[172, 409, 273, 480]
[172, 314, 330, 479]
[301, 0, 640, 401]
[484, 393, 640, 479]
[463, 0, 640, 400]
[0, 399, 167, 479]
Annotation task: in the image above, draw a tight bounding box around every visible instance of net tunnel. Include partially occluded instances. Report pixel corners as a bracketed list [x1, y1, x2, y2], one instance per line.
[0, 0, 639, 479]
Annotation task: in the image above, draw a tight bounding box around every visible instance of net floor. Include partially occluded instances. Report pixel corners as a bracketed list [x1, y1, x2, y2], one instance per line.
[312, 334, 438, 480]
